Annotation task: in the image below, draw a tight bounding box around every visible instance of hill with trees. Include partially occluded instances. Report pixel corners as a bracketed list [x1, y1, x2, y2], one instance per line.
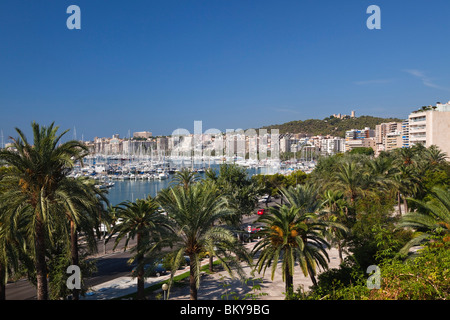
[260, 115, 404, 137]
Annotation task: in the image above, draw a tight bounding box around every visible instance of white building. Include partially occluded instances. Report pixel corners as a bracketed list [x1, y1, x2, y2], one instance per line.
[408, 101, 450, 156]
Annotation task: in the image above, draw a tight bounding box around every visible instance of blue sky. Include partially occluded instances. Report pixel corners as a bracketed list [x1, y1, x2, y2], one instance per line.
[1, 0, 450, 141]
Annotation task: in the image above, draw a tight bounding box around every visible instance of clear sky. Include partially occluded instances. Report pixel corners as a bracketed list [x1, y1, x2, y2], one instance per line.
[1, 0, 450, 141]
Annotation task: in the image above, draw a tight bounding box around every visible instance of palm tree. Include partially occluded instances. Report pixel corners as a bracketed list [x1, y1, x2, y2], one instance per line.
[424, 145, 448, 167]
[280, 183, 323, 214]
[170, 168, 199, 189]
[321, 190, 349, 263]
[252, 204, 330, 296]
[398, 187, 450, 255]
[53, 176, 108, 299]
[392, 165, 420, 215]
[332, 162, 366, 206]
[157, 181, 250, 300]
[0, 203, 27, 300]
[110, 196, 170, 300]
[394, 146, 416, 167]
[0, 122, 88, 300]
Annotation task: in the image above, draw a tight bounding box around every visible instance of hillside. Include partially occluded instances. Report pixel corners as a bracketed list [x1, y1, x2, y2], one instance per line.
[260, 115, 404, 137]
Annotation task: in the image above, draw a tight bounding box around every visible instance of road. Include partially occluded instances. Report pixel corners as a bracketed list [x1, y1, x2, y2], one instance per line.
[5, 197, 278, 300]
[5, 236, 136, 300]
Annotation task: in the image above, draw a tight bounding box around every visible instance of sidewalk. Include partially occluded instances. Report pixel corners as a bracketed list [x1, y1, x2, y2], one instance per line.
[82, 241, 344, 300]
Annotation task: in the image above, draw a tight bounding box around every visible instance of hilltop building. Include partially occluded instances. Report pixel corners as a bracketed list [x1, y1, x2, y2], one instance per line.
[133, 131, 152, 139]
[332, 110, 356, 119]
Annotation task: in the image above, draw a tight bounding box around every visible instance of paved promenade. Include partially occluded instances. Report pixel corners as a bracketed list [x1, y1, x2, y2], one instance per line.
[82, 240, 344, 300]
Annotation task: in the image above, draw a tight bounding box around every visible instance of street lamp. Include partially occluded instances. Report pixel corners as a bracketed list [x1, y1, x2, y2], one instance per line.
[162, 283, 169, 300]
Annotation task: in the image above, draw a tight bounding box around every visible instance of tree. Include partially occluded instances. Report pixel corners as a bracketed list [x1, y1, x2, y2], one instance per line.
[348, 147, 374, 156]
[52, 176, 108, 299]
[170, 168, 199, 189]
[332, 162, 366, 205]
[321, 190, 349, 263]
[424, 145, 448, 167]
[110, 196, 170, 300]
[0, 194, 29, 300]
[252, 204, 331, 297]
[0, 122, 88, 300]
[158, 181, 250, 300]
[398, 187, 450, 256]
[215, 164, 261, 231]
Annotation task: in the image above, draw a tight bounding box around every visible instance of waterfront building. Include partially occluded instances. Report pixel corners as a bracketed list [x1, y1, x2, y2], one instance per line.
[320, 137, 346, 155]
[280, 135, 292, 153]
[157, 137, 169, 154]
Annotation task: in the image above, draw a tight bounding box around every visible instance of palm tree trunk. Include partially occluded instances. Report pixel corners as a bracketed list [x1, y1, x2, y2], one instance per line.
[35, 216, 48, 300]
[337, 240, 343, 264]
[284, 268, 293, 299]
[397, 191, 402, 216]
[0, 262, 5, 300]
[403, 197, 408, 214]
[208, 255, 213, 273]
[137, 266, 145, 300]
[209, 223, 214, 273]
[70, 220, 80, 300]
[189, 254, 197, 300]
[136, 233, 145, 300]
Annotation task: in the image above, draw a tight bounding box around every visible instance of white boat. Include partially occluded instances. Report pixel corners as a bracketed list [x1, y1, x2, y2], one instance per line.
[158, 172, 169, 180]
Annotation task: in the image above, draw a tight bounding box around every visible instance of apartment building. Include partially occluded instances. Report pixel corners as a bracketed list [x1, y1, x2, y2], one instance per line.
[320, 137, 346, 155]
[375, 121, 402, 155]
[345, 127, 375, 152]
[408, 102, 450, 156]
[401, 119, 409, 148]
[385, 131, 403, 151]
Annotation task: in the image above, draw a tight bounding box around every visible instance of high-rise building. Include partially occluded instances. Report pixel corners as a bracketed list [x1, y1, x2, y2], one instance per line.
[320, 137, 345, 155]
[375, 122, 402, 155]
[401, 119, 409, 148]
[385, 131, 403, 151]
[408, 102, 450, 156]
[157, 137, 169, 153]
[345, 127, 375, 152]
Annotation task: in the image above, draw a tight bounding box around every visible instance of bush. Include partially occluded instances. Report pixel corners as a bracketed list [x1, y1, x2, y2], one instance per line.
[297, 238, 450, 300]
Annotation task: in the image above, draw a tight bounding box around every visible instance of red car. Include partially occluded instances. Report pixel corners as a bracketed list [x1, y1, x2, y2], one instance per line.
[257, 209, 266, 215]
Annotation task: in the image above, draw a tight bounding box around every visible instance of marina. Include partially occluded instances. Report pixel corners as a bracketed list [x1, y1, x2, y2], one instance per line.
[68, 155, 317, 205]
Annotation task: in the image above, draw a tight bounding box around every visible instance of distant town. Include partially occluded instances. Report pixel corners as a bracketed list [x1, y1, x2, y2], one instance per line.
[4, 101, 447, 162]
[49, 101, 445, 162]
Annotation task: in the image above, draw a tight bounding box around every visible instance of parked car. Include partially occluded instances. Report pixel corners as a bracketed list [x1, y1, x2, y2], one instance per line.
[257, 209, 266, 215]
[243, 225, 264, 242]
[258, 195, 272, 203]
[131, 262, 167, 277]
